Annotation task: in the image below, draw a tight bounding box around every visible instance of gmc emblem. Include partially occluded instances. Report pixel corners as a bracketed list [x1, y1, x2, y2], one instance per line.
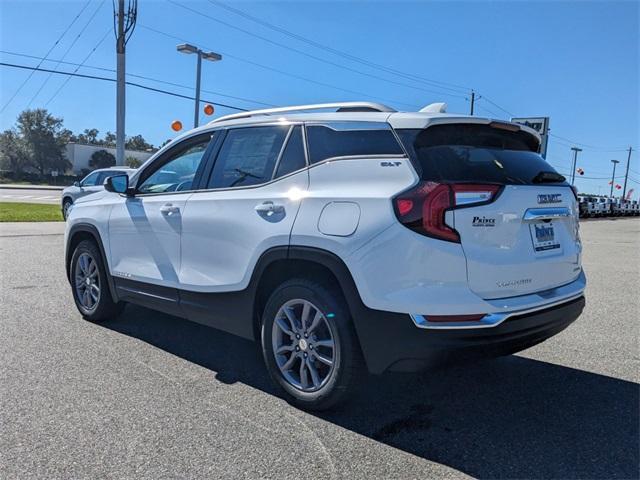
[537, 193, 562, 204]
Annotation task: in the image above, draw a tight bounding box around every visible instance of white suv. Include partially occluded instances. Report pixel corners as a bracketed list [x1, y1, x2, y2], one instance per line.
[65, 102, 586, 409]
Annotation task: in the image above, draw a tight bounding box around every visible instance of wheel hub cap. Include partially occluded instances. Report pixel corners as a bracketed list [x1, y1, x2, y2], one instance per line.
[298, 338, 308, 351]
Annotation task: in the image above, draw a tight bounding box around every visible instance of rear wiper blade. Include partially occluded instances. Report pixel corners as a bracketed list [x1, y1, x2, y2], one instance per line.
[532, 171, 566, 183]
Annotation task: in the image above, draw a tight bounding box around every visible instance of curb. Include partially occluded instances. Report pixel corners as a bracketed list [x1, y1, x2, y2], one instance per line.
[0, 184, 64, 191]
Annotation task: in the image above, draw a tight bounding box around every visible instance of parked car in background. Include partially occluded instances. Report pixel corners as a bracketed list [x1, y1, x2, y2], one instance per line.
[61, 167, 137, 219]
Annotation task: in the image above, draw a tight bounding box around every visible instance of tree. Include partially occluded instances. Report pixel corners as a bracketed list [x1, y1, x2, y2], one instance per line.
[89, 149, 116, 169]
[125, 134, 154, 151]
[58, 128, 77, 144]
[103, 131, 116, 148]
[125, 155, 142, 168]
[0, 129, 28, 176]
[77, 128, 99, 145]
[16, 109, 69, 175]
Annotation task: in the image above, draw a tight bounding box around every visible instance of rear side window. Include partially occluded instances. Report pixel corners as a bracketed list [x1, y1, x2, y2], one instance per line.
[208, 126, 288, 189]
[306, 122, 403, 164]
[396, 124, 565, 186]
[97, 170, 126, 185]
[274, 126, 306, 178]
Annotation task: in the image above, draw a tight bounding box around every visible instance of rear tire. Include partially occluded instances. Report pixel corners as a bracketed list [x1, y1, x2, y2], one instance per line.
[260, 278, 363, 410]
[70, 239, 124, 322]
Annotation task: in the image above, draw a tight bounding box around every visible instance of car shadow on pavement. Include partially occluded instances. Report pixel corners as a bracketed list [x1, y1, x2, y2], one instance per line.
[104, 304, 639, 479]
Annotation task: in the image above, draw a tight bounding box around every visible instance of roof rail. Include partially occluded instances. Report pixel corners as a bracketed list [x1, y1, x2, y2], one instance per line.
[209, 102, 396, 124]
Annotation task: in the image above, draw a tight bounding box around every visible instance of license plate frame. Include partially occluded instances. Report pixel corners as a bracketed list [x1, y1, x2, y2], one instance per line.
[529, 221, 561, 252]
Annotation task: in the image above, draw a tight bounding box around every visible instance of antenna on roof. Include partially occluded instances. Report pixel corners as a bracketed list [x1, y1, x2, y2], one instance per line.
[419, 102, 447, 113]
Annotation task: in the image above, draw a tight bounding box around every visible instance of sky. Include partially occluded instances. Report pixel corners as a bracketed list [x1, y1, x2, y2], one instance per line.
[0, 0, 638, 197]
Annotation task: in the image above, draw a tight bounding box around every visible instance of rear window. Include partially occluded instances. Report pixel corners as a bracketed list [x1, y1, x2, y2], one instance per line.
[306, 122, 403, 164]
[396, 124, 566, 186]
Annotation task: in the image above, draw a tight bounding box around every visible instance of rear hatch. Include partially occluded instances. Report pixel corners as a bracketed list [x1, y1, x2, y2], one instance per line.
[396, 122, 582, 299]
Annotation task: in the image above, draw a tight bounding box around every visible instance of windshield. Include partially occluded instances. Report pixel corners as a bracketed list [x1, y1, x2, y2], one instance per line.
[397, 125, 566, 186]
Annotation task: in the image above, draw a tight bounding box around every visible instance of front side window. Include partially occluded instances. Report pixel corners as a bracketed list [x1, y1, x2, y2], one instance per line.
[81, 171, 100, 186]
[138, 137, 212, 194]
[306, 122, 404, 164]
[207, 126, 289, 189]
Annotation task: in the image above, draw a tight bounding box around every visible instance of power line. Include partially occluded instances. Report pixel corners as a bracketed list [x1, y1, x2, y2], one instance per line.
[478, 96, 515, 117]
[167, 0, 467, 101]
[1, 49, 276, 108]
[139, 24, 422, 110]
[0, 0, 92, 113]
[45, 28, 112, 107]
[0, 62, 249, 111]
[548, 133, 631, 152]
[27, 0, 107, 107]
[205, 0, 471, 95]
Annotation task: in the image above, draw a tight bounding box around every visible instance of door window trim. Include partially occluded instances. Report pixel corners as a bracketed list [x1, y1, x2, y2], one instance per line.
[132, 132, 218, 197]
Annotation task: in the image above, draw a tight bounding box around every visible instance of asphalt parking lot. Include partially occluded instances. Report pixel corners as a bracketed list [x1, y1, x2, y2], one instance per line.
[0, 186, 62, 205]
[1, 219, 638, 479]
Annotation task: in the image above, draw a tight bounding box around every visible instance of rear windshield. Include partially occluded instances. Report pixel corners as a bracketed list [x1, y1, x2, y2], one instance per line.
[396, 124, 566, 186]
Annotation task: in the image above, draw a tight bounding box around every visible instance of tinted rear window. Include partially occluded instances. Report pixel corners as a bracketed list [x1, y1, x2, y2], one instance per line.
[306, 122, 403, 164]
[397, 124, 565, 186]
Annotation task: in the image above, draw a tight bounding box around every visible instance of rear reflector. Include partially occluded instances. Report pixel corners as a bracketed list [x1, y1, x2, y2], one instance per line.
[426, 314, 486, 323]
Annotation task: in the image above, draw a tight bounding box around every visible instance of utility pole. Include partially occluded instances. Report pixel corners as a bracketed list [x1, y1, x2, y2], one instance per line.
[622, 147, 633, 200]
[113, 0, 137, 165]
[610, 159, 620, 197]
[194, 52, 202, 128]
[570, 147, 582, 185]
[177, 44, 222, 128]
[469, 90, 475, 116]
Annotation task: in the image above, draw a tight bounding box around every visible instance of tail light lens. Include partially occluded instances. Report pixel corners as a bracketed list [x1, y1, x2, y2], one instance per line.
[393, 182, 500, 242]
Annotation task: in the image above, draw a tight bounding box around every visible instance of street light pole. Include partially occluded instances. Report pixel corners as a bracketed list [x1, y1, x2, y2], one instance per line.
[610, 159, 620, 197]
[570, 147, 582, 185]
[177, 44, 222, 128]
[622, 147, 633, 200]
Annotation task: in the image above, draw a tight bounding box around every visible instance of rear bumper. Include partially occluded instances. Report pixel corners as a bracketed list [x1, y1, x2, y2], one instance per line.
[352, 296, 585, 374]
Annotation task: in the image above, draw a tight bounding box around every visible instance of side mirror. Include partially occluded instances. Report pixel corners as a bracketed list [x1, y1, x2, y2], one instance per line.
[73, 181, 80, 187]
[104, 174, 130, 194]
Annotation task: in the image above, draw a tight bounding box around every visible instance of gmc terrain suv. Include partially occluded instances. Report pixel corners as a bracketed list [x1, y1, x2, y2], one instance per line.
[65, 102, 586, 409]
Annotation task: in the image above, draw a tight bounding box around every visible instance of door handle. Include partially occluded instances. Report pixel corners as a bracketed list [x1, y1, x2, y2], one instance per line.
[255, 201, 284, 215]
[160, 203, 180, 216]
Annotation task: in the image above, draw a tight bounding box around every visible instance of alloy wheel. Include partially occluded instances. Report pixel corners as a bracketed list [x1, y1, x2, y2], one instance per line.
[272, 299, 337, 392]
[74, 252, 100, 312]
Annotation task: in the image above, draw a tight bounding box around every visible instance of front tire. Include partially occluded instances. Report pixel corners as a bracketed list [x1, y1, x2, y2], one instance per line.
[260, 279, 363, 410]
[70, 240, 124, 322]
[62, 198, 72, 220]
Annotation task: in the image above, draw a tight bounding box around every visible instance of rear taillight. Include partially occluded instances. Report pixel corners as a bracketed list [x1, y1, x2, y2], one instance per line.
[393, 182, 500, 242]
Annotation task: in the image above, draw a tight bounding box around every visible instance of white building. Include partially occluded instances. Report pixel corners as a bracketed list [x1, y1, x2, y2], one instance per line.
[66, 143, 154, 174]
